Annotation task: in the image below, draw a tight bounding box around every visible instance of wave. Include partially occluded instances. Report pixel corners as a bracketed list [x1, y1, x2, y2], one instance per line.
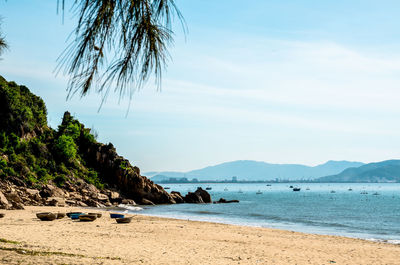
[118, 204, 144, 211]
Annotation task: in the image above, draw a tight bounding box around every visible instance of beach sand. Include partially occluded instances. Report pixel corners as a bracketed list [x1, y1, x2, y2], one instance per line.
[0, 206, 399, 264]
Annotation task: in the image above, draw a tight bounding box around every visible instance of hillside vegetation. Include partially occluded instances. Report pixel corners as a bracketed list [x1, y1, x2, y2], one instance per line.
[0, 76, 174, 208]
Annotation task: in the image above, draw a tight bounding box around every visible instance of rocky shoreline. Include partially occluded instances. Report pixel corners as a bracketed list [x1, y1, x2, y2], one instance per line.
[0, 177, 230, 210]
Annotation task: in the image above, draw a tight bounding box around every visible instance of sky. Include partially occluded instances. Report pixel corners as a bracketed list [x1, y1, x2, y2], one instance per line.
[2, 1, 400, 172]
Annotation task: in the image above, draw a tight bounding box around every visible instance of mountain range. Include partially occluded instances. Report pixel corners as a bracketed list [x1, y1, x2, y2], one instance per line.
[317, 160, 400, 182]
[146, 160, 365, 182]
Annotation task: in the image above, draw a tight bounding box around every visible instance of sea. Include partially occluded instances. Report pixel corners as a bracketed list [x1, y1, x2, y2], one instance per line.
[120, 183, 400, 244]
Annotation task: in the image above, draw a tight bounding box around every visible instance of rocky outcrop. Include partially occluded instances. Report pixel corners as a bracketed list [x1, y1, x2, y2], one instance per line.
[183, 188, 212, 203]
[79, 132, 175, 204]
[170, 191, 184, 203]
[213, 198, 239, 204]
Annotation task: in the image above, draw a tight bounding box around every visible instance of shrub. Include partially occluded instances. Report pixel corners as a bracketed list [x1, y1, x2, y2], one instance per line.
[54, 174, 67, 187]
[55, 135, 77, 159]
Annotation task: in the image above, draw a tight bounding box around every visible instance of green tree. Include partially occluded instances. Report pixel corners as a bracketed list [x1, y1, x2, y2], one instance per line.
[57, 0, 185, 101]
[55, 135, 77, 159]
[0, 18, 8, 57]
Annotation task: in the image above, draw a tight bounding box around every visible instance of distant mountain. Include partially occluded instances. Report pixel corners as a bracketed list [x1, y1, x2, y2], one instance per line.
[317, 160, 400, 182]
[145, 160, 364, 182]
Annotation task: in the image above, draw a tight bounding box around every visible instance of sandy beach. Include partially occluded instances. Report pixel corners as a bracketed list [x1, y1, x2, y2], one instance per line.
[0, 206, 398, 264]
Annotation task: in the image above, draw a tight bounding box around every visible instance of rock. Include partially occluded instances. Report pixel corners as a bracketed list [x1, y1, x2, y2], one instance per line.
[184, 192, 204, 203]
[25, 188, 40, 197]
[0, 191, 11, 209]
[5, 192, 23, 204]
[214, 198, 240, 204]
[76, 201, 88, 207]
[69, 192, 83, 201]
[194, 187, 212, 203]
[141, 198, 155, 205]
[109, 191, 120, 200]
[97, 193, 109, 202]
[10, 201, 24, 210]
[40, 184, 65, 198]
[45, 197, 65, 207]
[121, 199, 136, 205]
[65, 199, 77, 205]
[170, 191, 184, 203]
[83, 142, 175, 204]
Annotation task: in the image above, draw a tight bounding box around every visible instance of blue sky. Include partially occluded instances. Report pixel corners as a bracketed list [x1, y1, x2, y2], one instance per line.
[2, 1, 400, 172]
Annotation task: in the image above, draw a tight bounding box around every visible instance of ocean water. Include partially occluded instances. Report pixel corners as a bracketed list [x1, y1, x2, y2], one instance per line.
[122, 183, 400, 243]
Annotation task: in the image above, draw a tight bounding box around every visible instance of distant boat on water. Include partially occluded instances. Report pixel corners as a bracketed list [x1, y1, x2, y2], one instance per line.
[306, 187, 310, 190]
[360, 191, 368, 194]
[292, 187, 301, 192]
[238, 189, 243, 193]
[330, 190, 336, 193]
[289, 185, 294, 188]
[164, 187, 170, 190]
[373, 192, 380, 196]
[206, 187, 212, 190]
[348, 188, 353, 191]
[256, 190, 263, 194]
[224, 188, 228, 191]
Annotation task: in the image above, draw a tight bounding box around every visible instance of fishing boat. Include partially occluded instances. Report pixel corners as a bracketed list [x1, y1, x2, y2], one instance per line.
[36, 212, 57, 221]
[116, 217, 133, 224]
[256, 190, 263, 194]
[206, 187, 212, 190]
[79, 214, 97, 222]
[292, 187, 301, 192]
[66, 212, 84, 218]
[110, 213, 125, 219]
[89, 213, 102, 218]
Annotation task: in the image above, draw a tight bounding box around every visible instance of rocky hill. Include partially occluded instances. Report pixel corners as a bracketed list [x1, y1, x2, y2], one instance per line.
[317, 160, 400, 182]
[0, 76, 180, 209]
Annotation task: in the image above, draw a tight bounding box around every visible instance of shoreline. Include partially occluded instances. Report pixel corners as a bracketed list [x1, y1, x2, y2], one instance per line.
[1, 206, 400, 264]
[128, 209, 400, 246]
[116, 204, 400, 245]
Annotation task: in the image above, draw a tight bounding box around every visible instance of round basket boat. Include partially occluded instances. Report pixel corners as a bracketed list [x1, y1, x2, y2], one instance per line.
[56, 213, 66, 219]
[89, 213, 102, 218]
[70, 213, 85, 220]
[110, 213, 124, 219]
[116, 217, 132, 224]
[66, 212, 84, 218]
[36, 212, 57, 221]
[0, 213, 5, 218]
[79, 214, 97, 222]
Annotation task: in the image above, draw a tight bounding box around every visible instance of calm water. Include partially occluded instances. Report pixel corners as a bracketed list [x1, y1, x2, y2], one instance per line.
[122, 183, 400, 243]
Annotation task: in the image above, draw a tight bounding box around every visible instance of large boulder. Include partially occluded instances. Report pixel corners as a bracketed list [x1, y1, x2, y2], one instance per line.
[40, 184, 66, 198]
[183, 188, 212, 203]
[45, 197, 65, 207]
[0, 191, 11, 209]
[184, 192, 204, 203]
[194, 187, 212, 203]
[170, 191, 184, 203]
